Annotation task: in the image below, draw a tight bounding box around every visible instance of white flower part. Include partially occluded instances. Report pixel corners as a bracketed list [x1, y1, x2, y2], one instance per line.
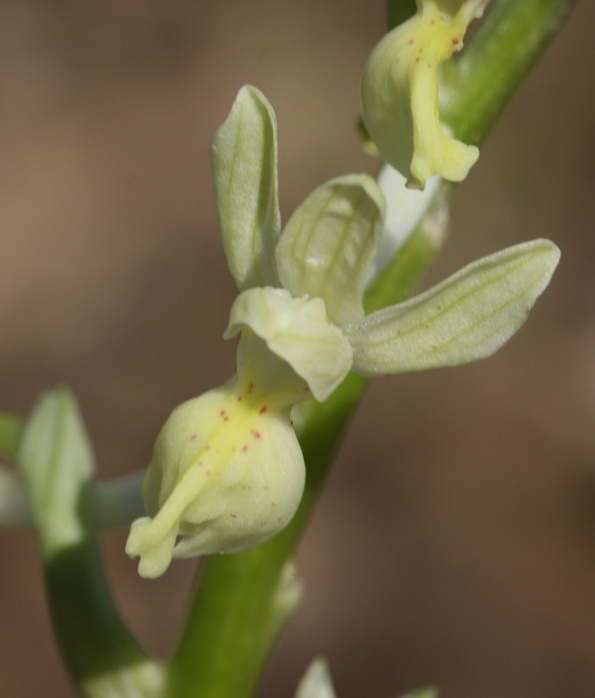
[368, 164, 442, 281]
[273, 560, 304, 620]
[295, 659, 336, 698]
[294, 658, 438, 698]
[0, 466, 32, 528]
[225, 287, 353, 402]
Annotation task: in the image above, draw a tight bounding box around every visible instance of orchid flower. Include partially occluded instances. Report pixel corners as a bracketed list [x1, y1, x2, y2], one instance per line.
[361, 0, 491, 188]
[125, 85, 559, 578]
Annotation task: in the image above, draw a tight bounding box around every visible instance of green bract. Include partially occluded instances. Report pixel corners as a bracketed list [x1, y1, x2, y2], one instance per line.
[126, 85, 559, 578]
[361, 0, 491, 188]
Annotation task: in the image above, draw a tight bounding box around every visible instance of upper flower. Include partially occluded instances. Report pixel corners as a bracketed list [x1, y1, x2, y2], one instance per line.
[361, 0, 491, 188]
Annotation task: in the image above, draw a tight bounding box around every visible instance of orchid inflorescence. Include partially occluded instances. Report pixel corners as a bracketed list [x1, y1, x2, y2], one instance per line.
[0, 0, 560, 585]
[0, 2, 569, 696]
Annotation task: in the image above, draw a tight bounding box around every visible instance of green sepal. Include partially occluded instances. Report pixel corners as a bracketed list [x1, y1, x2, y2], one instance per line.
[347, 239, 560, 375]
[276, 175, 385, 327]
[210, 85, 281, 290]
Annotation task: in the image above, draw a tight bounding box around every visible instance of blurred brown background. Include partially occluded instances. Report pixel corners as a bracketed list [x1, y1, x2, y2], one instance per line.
[1, 1, 595, 696]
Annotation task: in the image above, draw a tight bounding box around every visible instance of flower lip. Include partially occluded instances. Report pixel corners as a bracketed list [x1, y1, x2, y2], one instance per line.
[225, 287, 353, 403]
[126, 364, 306, 579]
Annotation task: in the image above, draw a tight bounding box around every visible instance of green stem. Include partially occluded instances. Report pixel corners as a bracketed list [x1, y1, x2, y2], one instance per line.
[441, 0, 580, 145]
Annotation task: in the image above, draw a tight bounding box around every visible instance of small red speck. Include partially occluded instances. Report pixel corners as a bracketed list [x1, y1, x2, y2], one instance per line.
[190, 433, 198, 441]
[452, 38, 460, 45]
[259, 406, 267, 414]
[251, 429, 261, 440]
[242, 444, 249, 453]
[220, 409, 229, 421]
[415, 57, 420, 62]
[236, 395, 242, 402]
[196, 461, 203, 468]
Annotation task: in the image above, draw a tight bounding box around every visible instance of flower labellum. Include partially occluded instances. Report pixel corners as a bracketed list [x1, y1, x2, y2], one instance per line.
[125, 331, 308, 579]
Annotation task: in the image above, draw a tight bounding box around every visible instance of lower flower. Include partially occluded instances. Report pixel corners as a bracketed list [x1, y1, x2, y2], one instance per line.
[126, 332, 308, 579]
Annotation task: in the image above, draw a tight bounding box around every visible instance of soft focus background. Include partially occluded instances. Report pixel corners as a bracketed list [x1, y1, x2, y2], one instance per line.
[1, 1, 595, 696]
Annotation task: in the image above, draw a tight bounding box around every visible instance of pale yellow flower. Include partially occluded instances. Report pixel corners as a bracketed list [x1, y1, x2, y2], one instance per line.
[361, 0, 490, 188]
